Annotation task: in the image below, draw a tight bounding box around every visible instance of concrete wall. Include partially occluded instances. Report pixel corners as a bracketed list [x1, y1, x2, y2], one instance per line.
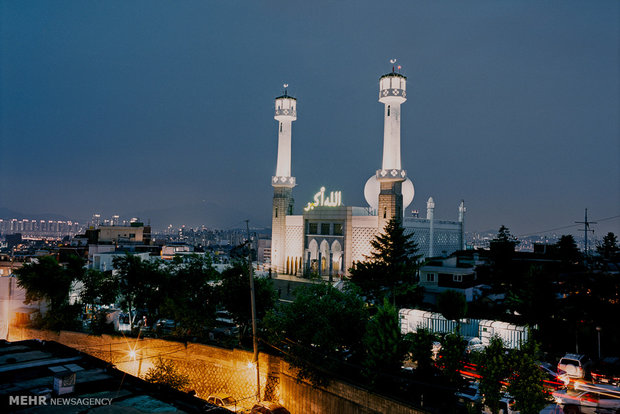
[8, 328, 427, 414]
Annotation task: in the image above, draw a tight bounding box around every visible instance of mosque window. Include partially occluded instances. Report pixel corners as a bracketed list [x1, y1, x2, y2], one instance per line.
[383, 207, 387, 218]
[321, 223, 330, 235]
[280, 123, 282, 132]
[387, 105, 391, 116]
[333, 223, 343, 236]
[275, 207, 278, 218]
[308, 223, 318, 234]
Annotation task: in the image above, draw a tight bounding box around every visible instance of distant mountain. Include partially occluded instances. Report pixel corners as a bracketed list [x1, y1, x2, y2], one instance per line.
[0, 207, 72, 221]
[126, 201, 269, 230]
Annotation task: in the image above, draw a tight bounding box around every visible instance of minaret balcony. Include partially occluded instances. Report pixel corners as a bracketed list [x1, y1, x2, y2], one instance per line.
[272, 176, 296, 187]
[376, 169, 406, 182]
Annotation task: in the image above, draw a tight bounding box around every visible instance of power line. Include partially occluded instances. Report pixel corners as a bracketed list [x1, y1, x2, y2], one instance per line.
[516, 213, 620, 238]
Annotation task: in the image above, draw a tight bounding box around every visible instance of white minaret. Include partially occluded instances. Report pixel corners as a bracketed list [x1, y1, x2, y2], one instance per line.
[271, 85, 296, 274]
[375, 62, 408, 229]
[427, 197, 435, 257]
[273, 85, 296, 186]
[458, 200, 466, 250]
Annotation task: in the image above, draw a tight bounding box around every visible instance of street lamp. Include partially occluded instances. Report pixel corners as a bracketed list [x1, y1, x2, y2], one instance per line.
[246, 220, 260, 402]
[596, 326, 602, 359]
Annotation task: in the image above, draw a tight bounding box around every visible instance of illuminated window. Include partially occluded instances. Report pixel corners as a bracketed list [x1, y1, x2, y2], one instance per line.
[426, 273, 435, 282]
[333, 223, 343, 236]
[308, 223, 318, 234]
[321, 223, 330, 235]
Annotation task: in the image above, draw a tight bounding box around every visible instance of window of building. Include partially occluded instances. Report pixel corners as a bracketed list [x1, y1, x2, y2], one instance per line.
[321, 223, 330, 235]
[426, 273, 435, 282]
[275, 207, 278, 218]
[308, 223, 318, 234]
[387, 105, 391, 116]
[333, 223, 343, 236]
[453, 274, 463, 282]
[383, 207, 387, 219]
[280, 123, 282, 132]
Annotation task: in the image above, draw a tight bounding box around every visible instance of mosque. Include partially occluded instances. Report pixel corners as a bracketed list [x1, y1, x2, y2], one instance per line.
[270, 67, 465, 277]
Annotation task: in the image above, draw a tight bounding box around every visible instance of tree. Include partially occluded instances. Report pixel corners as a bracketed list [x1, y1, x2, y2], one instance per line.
[476, 336, 510, 414]
[15, 255, 82, 330]
[597, 232, 618, 259]
[507, 339, 550, 414]
[219, 261, 277, 337]
[556, 235, 580, 265]
[437, 290, 468, 333]
[489, 226, 519, 285]
[263, 283, 368, 385]
[144, 357, 190, 391]
[113, 254, 166, 331]
[438, 332, 466, 386]
[160, 255, 220, 338]
[403, 328, 437, 376]
[362, 298, 404, 385]
[349, 218, 421, 304]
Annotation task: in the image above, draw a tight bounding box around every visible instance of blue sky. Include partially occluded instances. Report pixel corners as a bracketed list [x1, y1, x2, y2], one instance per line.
[1, 1, 618, 236]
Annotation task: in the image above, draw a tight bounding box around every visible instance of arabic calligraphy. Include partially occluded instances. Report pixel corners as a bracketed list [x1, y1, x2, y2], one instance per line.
[304, 187, 342, 211]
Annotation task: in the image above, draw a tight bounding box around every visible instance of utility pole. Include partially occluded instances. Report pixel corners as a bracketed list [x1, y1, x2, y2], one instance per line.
[576, 208, 596, 261]
[246, 220, 260, 402]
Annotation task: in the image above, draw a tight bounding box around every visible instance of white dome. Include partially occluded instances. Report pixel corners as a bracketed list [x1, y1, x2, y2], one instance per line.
[364, 176, 415, 213]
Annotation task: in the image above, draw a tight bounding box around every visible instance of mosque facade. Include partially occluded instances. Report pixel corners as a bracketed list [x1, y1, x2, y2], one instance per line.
[270, 69, 465, 277]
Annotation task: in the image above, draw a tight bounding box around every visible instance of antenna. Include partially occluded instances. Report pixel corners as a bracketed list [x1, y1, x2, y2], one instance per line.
[576, 208, 596, 259]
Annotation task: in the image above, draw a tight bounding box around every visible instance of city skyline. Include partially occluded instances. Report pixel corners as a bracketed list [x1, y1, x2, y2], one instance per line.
[1, 1, 618, 237]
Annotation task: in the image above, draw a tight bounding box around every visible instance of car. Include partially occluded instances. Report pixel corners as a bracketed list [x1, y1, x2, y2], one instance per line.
[206, 394, 242, 412]
[465, 337, 485, 354]
[250, 401, 290, 414]
[553, 382, 620, 414]
[590, 357, 620, 386]
[540, 362, 570, 390]
[154, 319, 176, 335]
[557, 354, 593, 379]
[456, 380, 483, 407]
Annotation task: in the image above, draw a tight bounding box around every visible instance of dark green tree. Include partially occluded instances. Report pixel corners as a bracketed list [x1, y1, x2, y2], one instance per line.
[362, 298, 404, 385]
[556, 234, 580, 265]
[489, 225, 519, 285]
[15, 255, 83, 330]
[476, 336, 510, 414]
[349, 218, 422, 304]
[597, 232, 618, 259]
[144, 357, 190, 391]
[160, 255, 220, 338]
[113, 254, 166, 331]
[507, 339, 550, 414]
[403, 328, 437, 376]
[438, 332, 466, 386]
[263, 283, 368, 385]
[437, 290, 468, 334]
[219, 262, 277, 336]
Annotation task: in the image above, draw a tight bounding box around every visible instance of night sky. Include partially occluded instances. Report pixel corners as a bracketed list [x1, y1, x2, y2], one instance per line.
[1, 1, 618, 237]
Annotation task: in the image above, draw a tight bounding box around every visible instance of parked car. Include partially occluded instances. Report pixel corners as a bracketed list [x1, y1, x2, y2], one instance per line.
[250, 401, 290, 414]
[206, 394, 241, 412]
[557, 354, 593, 379]
[590, 357, 620, 386]
[465, 337, 485, 354]
[456, 380, 483, 407]
[539, 362, 570, 390]
[553, 382, 620, 413]
[154, 319, 176, 335]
